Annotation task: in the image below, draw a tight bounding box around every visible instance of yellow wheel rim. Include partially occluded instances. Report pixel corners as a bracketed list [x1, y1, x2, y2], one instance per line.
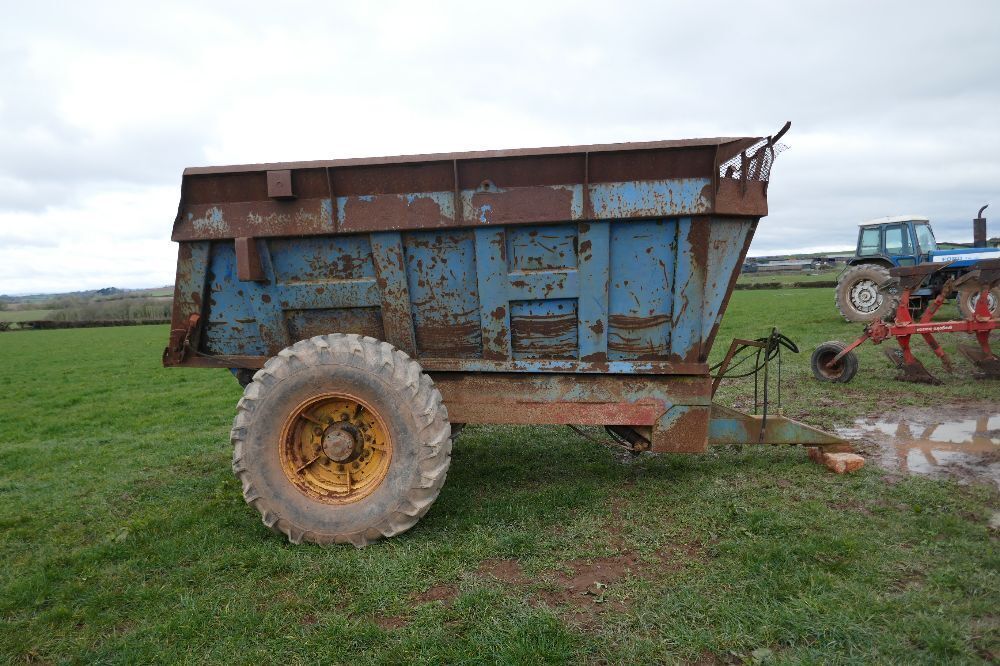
[279, 393, 392, 504]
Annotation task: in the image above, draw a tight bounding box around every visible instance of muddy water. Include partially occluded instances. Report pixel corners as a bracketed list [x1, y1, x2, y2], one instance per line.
[838, 407, 1000, 488]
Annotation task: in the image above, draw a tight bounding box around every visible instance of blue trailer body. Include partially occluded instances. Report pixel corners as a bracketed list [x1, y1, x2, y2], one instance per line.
[166, 128, 845, 454]
[178, 216, 751, 374]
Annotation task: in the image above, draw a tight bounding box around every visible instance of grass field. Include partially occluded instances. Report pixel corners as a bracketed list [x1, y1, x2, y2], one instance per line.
[0, 309, 53, 323]
[1, 290, 997, 663]
[736, 271, 837, 286]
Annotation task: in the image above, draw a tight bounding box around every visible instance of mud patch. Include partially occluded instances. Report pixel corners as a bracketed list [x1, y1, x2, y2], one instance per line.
[477, 543, 703, 629]
[838, 404, 1000, 488]
[375, 615, 408, 630]
[415, 583, 458, 605]
[478, 558, 530, 585]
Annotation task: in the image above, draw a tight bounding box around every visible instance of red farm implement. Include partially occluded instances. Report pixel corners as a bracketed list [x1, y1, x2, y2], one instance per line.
[812, 258, 1000, 384]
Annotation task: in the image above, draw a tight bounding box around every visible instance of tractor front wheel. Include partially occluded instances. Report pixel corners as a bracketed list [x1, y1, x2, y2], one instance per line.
[231, 334, 452, 546]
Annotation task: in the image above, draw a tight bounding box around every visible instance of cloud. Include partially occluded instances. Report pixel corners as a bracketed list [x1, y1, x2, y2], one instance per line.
[1, 0, 998, 293]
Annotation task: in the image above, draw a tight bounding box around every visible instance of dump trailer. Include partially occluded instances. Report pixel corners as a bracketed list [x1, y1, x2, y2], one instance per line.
[164, 122, 849, 546]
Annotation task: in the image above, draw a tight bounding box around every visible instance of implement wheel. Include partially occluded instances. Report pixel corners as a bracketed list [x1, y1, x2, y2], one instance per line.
[956, 280, 1000, 319]
[231, 334, 451, 546]
[835, 264, 897, 322]
[811, 341, 858, 383]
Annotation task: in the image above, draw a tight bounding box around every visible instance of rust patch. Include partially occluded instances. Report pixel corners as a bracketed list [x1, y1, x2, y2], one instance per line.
[415, 321, 482, 358]
[652, 406, 710, 453]
[341, 193, 452, 233]
[608, 314, 670, 359]
[470, 186, 575, 225]
[715, 178, 768, 217]
[511, 312, 577, 360]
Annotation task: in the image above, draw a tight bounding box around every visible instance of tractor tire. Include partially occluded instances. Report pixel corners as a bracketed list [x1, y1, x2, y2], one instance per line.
[231, 334, 451, 547]
[955, 280, 1000, 319]
[811, 341, 858, 383]
[835, 263, 897, 322]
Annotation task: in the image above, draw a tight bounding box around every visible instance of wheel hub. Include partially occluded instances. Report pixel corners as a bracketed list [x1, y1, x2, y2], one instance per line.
[321, 422, 362, 462]
[850, 279, 882, 313]
[279, 393, 392, 505]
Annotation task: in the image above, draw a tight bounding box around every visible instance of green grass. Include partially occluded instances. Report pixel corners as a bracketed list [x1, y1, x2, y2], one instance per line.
[737, 271, 837, 286]
[1, 291, 997, 664]
[0, 309, 52, 323]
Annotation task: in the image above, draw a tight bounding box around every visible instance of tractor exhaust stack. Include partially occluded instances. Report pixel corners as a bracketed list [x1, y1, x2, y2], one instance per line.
[974, 204, 988, 248]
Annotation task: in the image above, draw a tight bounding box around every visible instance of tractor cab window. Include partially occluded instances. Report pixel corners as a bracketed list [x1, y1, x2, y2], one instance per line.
[914, 224, 937, 253]
[859, 227, 881, 256]
[884, 225, 908, 254]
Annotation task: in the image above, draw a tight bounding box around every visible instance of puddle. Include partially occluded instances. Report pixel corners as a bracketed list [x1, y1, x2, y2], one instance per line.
[838, 407, 1000, 488]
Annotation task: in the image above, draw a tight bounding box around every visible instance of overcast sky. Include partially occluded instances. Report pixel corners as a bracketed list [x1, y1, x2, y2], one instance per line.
[1, 0, 998, 295]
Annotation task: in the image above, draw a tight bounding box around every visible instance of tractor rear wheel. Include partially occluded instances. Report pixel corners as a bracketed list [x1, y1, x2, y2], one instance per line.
[811, 341, 858, 383]
[835, 264, 897, 322]
[231, 334, 451, 546]
[955, 280, 1000, 319]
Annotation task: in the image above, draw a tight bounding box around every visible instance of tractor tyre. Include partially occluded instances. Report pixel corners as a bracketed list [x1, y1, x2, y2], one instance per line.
[231, 334, 452, 546]
[955, 280, 1000, 319]
[811, 341, 858, 383]
[835, 264, 897, 322]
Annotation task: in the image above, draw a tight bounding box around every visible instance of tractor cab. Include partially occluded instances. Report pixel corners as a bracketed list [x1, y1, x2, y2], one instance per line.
[852, 216, 937, 268]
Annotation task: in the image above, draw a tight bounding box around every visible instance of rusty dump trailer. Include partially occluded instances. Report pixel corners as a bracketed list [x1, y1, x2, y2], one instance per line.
[164, 123, 847, 546]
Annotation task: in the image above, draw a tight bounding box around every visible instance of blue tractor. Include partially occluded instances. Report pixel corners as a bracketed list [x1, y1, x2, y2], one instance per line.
[835, 207, 1000, 322]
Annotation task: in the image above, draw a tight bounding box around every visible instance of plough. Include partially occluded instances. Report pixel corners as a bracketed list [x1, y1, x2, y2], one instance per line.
[812, 258, 1000, 384]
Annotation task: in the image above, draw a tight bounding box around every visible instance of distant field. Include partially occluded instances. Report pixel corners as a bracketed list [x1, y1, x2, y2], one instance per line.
[0, 309, 53, 322]
[0, 291, 997, 663]
[737, 271, 839, 285]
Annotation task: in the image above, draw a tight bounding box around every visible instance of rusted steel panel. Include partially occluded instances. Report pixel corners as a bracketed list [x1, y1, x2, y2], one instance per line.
[337, 191, 454, 233]
[404, 230, 483, 358]
[237, 242, 292, 353]
[651, 405, 710, 453]
[169, 241, 210, 332]
[173, 199, 334, 241]
[606, 220, 676, 361]
[415, 358, 708, 374]
[432, 372, 710, 425]
[507, 269, 578, 301]
[235, 237, 265, 282]
[701, 219, 755, 351]
[589, 178, 711, 219]
[266, 170, 294, 199]
[172, 135, 776, 242]
[462, 184, 583, 225]
[369, 232, 417, 355]
[507, 224, 577, 270]
[510, 299, 577, 360]
[474, 227, 512, 360]
[577, 221, 610, 362]
[708, 404, 846, 447]
[669, 217, 708, 363]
